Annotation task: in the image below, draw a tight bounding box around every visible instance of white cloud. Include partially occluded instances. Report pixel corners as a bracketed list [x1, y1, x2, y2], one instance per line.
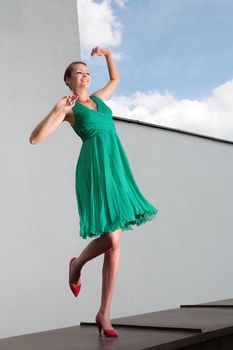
[109, 51, 124, 61]
[77, 0, 123, 60]
[106, 80, 233, 141]
[114, 0, 128, 8]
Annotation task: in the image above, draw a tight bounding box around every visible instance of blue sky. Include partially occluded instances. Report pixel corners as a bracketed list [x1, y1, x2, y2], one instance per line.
[77, 0, 233, 141]
[104, 0, 233, 99]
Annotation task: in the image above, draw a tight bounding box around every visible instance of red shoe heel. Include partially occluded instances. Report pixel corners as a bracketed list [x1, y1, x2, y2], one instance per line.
[69, 257, 81, 298]
[95, 315, 102, 335]
[95, 313, 118, 337]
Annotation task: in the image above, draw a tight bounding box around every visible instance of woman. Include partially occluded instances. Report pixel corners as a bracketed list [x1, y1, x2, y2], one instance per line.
[29, 46, 158, 337]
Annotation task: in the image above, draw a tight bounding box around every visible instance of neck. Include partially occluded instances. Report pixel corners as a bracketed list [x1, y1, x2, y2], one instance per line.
[73, 87, 90, 101]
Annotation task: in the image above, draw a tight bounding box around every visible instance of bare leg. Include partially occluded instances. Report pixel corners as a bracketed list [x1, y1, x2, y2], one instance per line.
[70, 228, 122, 284]
[97, 228, 122, 330]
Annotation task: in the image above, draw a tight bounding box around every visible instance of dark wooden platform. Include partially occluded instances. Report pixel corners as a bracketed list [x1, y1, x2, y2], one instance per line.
[1, 298, 233, 349]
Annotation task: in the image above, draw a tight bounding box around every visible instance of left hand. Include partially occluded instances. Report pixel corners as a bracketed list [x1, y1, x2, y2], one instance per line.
[91, 46, 110, 57]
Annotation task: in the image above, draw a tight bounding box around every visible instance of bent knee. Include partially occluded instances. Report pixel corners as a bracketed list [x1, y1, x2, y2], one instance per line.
[105, 229, 122, 249]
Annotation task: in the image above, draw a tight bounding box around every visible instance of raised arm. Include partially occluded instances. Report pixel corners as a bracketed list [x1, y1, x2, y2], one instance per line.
[91, 47, 121, 101]
[29, 95, 78, 144]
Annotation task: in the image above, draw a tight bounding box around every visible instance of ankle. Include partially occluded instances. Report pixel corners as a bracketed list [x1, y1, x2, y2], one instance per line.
[98, 309, 110, 318]
[74, 257, 83, 271]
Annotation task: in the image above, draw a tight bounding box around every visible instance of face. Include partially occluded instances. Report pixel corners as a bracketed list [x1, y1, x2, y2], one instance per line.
[66, 63, 91, 91]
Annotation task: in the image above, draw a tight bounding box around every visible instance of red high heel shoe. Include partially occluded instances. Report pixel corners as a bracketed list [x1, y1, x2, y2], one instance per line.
[69, 257, 81, 298]
[95, 312, 118, 337]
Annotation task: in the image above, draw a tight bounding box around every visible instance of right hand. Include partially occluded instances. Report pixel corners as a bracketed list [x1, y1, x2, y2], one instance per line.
[54, 95, 79, 114]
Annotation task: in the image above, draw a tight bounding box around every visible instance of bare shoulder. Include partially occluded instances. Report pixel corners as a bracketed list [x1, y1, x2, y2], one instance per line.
[91, 79, 120, 101]
[63, 110, 75, 126]
[91, 92, 105, 101]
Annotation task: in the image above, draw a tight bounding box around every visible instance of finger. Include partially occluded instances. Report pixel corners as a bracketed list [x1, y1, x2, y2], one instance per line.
[71, 96, 77, 103]
[73, 94, 79, 100]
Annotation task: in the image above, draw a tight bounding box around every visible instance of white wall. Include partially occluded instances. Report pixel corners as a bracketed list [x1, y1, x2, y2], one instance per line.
[1, 0, 233, 340]
[0, 0, 83, 338]
[114, 119, 233, 319]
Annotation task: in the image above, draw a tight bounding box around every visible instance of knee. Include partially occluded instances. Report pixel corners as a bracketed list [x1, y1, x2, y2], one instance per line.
[105, 229, 121, 250]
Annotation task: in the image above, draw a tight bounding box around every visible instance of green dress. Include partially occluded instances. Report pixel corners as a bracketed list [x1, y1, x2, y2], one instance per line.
[71, 94, 158, 239]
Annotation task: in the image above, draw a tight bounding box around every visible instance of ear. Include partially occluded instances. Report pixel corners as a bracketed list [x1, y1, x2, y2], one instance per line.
[65, 79, 71, 89]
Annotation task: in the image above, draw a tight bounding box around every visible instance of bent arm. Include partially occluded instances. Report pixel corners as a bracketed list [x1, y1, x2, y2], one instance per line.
[29, 106, 66, 145]
[29, 95, 78, 144]
[92, 49, 121, 100]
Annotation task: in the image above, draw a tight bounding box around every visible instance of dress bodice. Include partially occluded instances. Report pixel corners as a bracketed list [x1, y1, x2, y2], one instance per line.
[71, 95, 116, 142]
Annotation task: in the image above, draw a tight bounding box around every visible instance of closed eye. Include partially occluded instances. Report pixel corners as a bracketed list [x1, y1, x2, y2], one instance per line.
[76, 71, 90, 75]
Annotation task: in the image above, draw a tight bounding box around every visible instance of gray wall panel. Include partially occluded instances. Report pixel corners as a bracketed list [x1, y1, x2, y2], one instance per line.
[114, 120, 233, 318]
[0, 0, 83, 338]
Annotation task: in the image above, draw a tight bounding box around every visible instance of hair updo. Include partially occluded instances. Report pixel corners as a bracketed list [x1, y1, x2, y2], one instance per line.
[64, 60, 88, 90]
